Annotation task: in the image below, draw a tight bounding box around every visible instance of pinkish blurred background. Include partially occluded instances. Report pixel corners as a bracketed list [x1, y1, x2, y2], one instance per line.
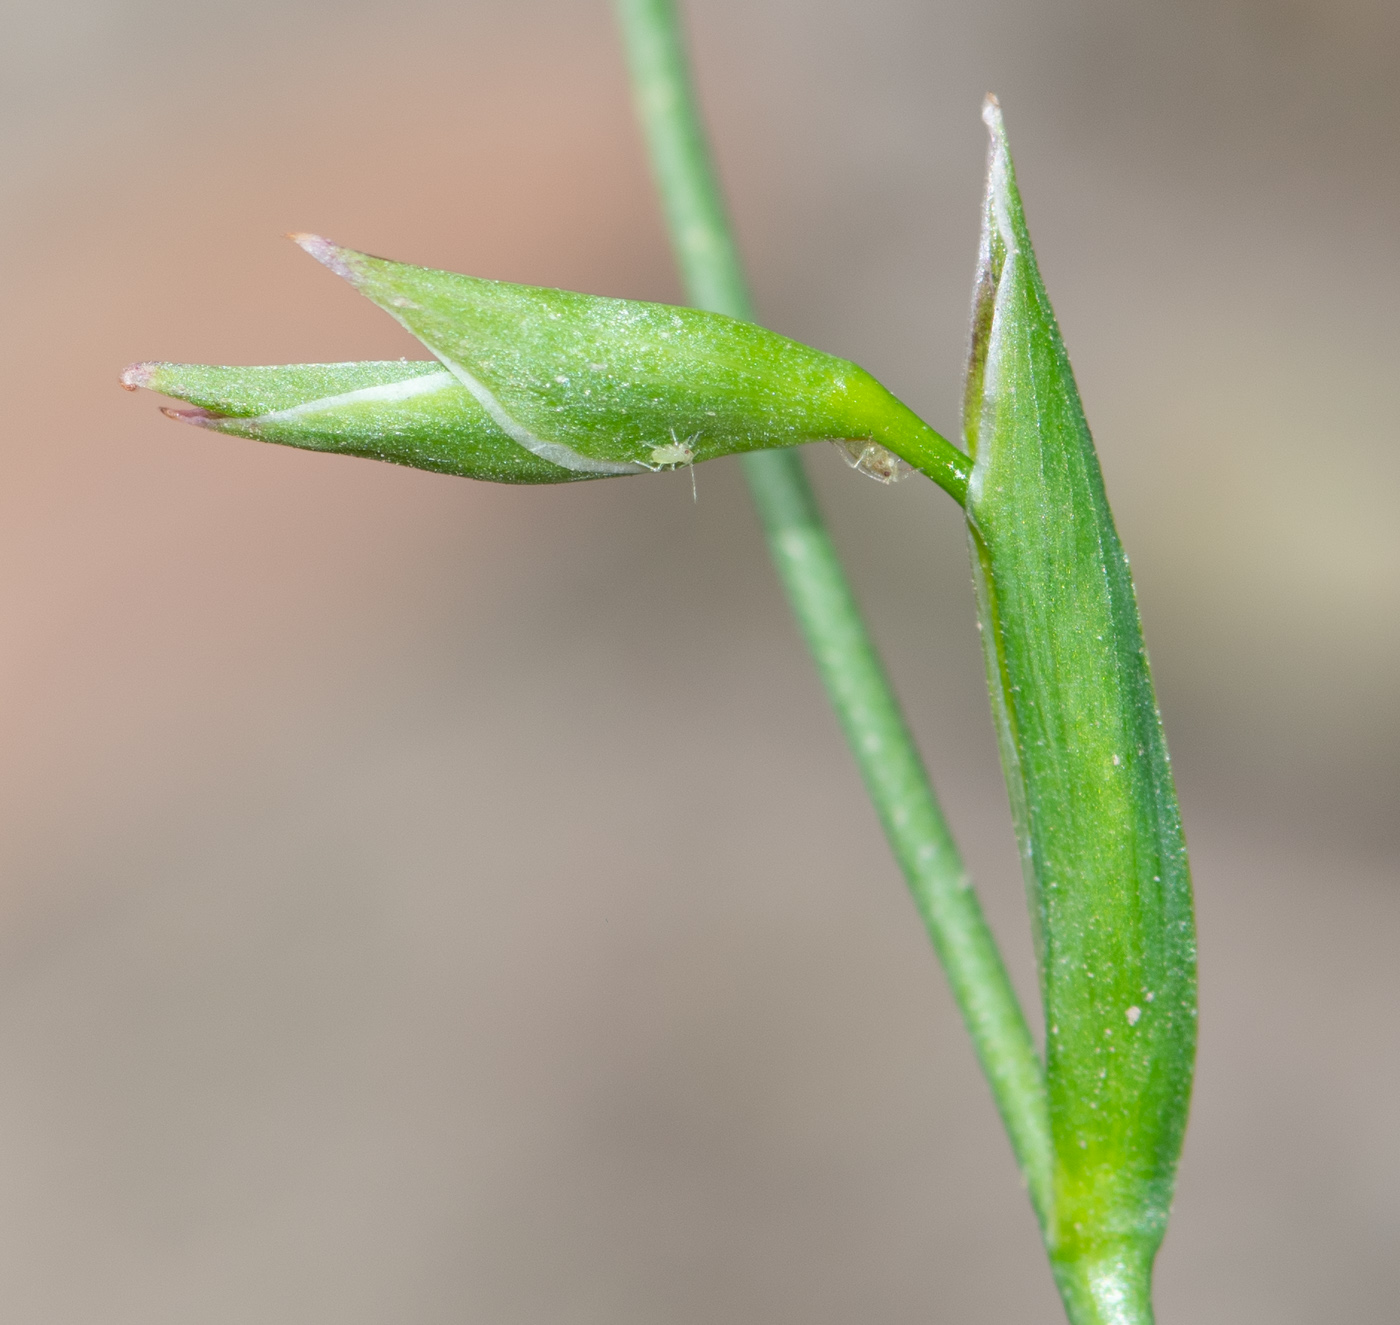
[0, 1, 1396, 1321]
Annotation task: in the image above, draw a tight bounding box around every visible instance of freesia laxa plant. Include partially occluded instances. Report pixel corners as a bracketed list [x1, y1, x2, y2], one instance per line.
[122, 1, 1195, 1319]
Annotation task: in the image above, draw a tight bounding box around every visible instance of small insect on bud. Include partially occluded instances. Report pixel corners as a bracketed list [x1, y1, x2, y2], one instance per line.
[832, 439, 914, 484]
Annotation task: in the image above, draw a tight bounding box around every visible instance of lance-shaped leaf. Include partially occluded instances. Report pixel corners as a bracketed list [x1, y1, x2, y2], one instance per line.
[963, 99, 1196, 1325]
[123, 236, 971, 500]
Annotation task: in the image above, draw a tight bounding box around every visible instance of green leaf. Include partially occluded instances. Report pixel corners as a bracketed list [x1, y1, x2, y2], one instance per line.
[123, 236, 971, 500]
[964, 98, 1196, 1325]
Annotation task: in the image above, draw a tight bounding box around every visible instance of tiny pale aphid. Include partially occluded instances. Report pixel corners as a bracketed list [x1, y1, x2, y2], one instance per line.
[639, 429, 698, 471]
[638, 430, 700, 499]
[833, 438, 913, 484]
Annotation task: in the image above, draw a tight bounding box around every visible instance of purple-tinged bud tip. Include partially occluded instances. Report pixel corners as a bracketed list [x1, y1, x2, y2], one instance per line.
[159, 405, 222, 429]
[120, 361, 156, 391]
[288, 232, 359, 282]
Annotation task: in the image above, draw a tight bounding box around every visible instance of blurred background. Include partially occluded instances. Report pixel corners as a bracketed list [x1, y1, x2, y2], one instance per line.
[1, 0, 1396, 1320]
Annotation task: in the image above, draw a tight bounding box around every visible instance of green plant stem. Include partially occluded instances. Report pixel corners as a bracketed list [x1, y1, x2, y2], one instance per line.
[613, 0, 1051, 1222]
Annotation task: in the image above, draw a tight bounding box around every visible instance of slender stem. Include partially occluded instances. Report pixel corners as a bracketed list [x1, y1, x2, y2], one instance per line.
[740, 453, 1053, 1223]
[613, 0, 1051, 1222]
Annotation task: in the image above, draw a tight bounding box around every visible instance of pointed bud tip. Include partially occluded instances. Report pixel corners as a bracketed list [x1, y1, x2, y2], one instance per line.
[982, 93, 1005, 135]
[288, 232, 359, 282]
[120, 361, 156, 391]
[159, 405, 221, 429]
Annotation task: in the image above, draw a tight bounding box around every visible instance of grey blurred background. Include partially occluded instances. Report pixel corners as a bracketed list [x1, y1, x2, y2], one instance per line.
[0, 0, 1396, 1320]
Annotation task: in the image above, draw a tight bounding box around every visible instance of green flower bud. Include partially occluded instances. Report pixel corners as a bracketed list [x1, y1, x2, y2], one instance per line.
[123, 236, 970, 499]
[964, 98, 1196, 1325]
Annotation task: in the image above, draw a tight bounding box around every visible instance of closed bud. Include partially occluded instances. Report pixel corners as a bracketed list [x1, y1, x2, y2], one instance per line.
[124, 236, 970, 498]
